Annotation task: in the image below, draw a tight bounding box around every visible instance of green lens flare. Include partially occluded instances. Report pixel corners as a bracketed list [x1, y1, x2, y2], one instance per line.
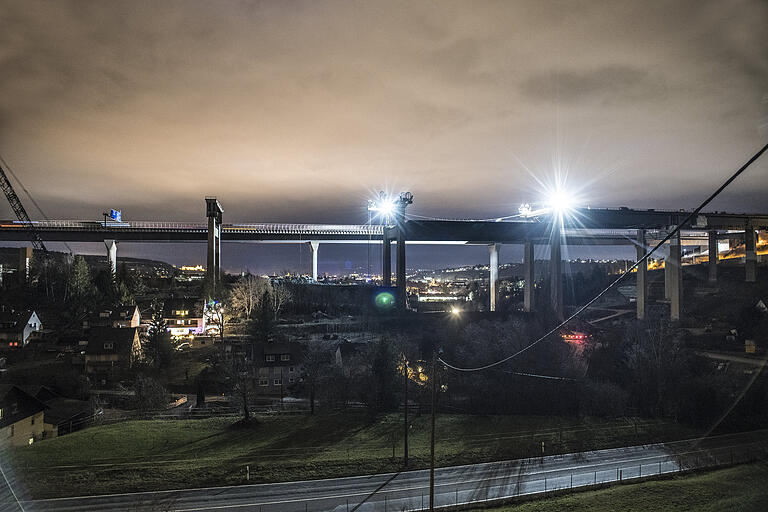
[374, 291, 396, 310]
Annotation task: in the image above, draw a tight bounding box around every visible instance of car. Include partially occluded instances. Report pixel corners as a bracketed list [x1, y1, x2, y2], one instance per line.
[175, 342, 191, 351]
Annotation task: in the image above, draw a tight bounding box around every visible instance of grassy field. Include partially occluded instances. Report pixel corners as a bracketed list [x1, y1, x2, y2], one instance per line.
[7, 412, 697, 499]
[492, 463, 768, 512]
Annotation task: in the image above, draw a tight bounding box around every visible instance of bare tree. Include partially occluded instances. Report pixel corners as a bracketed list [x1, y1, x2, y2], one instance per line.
[270, 281, 292, 320]
[206, 297, 231, 343]
[230, 274, 271, 319]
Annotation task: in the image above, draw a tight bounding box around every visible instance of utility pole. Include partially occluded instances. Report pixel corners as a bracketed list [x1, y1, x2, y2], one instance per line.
[429, 349, 437, 511]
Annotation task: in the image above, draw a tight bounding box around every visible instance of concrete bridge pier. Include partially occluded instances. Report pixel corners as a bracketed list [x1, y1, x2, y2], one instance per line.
[708, 231, 718, 283]
[745, 222, 757, 282]
[309, 241, 320, 281]
[105, 239, 117, 275]
[663, 242, 672, 300]
[18, 246, 32, 283]
[205, 197, 223, 291]
[382, 226, 392, 287]
[550, 229, 563, 320]
[636, 229, 647, 320]
[668, 231, 682, 321]
[523, 241, 534, 312]
[395, 228, 407, 309]
[489, 243, 500, 312]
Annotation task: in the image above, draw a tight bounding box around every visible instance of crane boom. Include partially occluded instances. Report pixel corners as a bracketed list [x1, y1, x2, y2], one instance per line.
[0, 163, 47, 252]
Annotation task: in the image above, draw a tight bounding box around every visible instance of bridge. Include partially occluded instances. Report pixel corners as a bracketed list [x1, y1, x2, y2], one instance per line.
[1, 196, 766, 321]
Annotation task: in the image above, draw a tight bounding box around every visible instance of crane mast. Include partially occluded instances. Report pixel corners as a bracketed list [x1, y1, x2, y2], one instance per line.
[0, 163, 47, 252]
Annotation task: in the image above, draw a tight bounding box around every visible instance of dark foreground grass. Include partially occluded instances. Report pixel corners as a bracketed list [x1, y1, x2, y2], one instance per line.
[490, 463, 768, 512]
[7, 412, 697, 499]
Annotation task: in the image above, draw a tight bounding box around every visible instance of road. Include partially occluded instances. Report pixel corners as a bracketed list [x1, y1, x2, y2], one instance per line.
[7, 430, 765, 512]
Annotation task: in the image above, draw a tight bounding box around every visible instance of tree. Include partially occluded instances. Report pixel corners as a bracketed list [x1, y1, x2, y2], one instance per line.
[67, 255, 95, 303]
[143, 300, 173, 368]
[230, 274, 270, 319]
[270, 281, 292, 320]
[133, 375, 169, 413]
[357, 337, 399, 413]
[206, 296, 231, 343]
[249, 290, 274, 342]
[296, 341, 332, 415]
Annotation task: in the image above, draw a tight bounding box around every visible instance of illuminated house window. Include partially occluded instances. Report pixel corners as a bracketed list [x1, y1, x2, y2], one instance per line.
[280, 354, 290, 361]
[273, 378, 282, 386]
[265, 355, 276, 362]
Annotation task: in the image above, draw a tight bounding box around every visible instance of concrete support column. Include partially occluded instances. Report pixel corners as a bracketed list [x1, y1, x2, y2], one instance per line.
[708, 231, 718, 283]
[663, 243, 672, 300]
[382, 226, 392, 287]
[668, 231, 682, 321]
[105, 240, 117, 275]
[18, 247, 32, 283]
[745, 222, 757, 282]
[396, 226, 407, 309]
[489, 244, 500, 312]
[523, 241, 534, 312]
[205, 197, 224, 291]
[309, 241, 319, 281]
[550, 229, 563, 320]
[635, 230, 647, 320]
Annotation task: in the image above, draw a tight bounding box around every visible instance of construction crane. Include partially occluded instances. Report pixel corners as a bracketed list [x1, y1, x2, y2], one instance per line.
[0, 162, 47, 252]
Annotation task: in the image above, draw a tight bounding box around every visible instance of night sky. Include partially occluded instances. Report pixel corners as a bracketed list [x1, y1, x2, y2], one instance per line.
[1, 1, 766, 274]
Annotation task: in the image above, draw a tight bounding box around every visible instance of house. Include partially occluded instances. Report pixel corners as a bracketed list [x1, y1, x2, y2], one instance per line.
[255, 342, 304, 396]
[84, 327, 142, 383]
[0, 310, 43, 349]
[34, 387, 93, 438]
[0, 386, 50, 446]
[84, 305, 140, 330]
[163, 298, 206, 337]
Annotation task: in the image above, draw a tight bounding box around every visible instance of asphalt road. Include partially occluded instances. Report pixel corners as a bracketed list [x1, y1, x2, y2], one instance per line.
[7, 430, 766, 512]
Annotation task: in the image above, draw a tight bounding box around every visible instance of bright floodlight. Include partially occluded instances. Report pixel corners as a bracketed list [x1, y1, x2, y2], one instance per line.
[368, 193, 396, 219]
[450, 306, 461, 315]
[377, 200, 395, 217]
[546, 188, 575, 214]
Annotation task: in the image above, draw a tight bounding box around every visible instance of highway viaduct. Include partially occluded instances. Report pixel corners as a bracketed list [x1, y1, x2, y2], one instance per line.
[1, 196, 766, 322]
